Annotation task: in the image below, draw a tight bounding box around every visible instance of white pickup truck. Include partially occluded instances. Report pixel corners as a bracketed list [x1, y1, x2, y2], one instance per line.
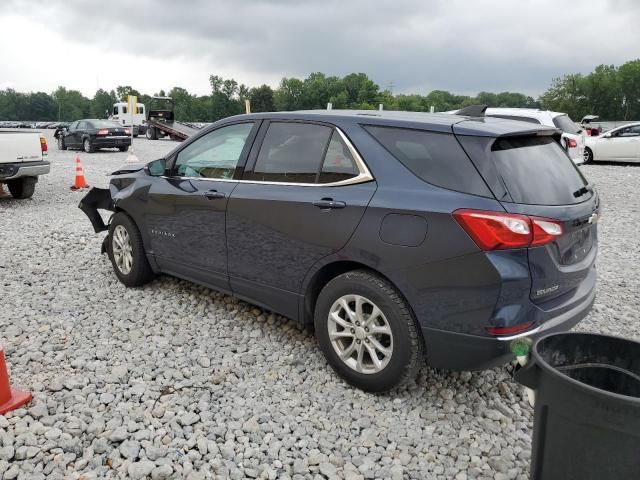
[0, 131, 50, 199]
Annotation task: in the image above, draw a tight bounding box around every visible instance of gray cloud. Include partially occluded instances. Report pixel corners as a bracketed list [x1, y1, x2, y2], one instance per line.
[1, 0, 638, 96]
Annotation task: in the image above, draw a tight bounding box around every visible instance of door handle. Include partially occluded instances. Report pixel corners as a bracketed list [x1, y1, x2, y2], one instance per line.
[204, 190, 226, 200]
[312, 198, 346, 209]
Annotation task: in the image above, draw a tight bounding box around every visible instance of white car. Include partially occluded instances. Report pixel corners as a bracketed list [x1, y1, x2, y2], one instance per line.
[484, 108, 586, 164]
[584, 122, 640, 163]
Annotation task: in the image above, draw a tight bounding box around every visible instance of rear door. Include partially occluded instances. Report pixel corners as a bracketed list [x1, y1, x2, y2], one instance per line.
[457, 134, 599, 304]
[226, 120, 376, 319]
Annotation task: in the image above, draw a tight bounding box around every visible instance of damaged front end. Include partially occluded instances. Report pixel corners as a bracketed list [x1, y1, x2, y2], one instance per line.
[77, 162, 148, 253]
[78, 187, 114, 233]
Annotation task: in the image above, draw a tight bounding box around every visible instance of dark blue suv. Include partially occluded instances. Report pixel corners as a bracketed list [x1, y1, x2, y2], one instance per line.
[80, 110, 598, 392]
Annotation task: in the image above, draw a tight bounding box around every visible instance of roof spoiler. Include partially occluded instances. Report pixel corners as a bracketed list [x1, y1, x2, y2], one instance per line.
[455, 105, 487, 117]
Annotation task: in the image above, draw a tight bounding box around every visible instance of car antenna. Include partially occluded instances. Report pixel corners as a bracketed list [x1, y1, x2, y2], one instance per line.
[455, 105, 488, 117]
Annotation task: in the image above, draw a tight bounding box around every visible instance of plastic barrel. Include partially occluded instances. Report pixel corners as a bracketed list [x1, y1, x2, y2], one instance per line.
[515, 332, 640, 480]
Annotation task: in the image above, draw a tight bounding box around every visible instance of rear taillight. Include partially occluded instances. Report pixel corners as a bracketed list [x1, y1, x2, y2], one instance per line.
[40, 136, 47, 153]
[531, 219, 563, 246]
[453, 209, 563, 251]
[97, 129, 109, 135]
[566, 138, 578, 148]
[124, 128, 131, 135]
[486, 321, 534, 336]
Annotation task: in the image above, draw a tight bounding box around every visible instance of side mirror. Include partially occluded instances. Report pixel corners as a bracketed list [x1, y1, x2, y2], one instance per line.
[146, 158, 167, 176]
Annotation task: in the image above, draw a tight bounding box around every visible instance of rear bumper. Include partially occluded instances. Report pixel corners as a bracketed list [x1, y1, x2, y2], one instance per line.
[93, 136, 131, 148]
[0, 161, 50, 181]
[422, 281, 596, 371]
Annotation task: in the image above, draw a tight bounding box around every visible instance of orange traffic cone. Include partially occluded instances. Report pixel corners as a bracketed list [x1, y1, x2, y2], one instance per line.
[70, 155, 89, 190]
[0, 347, 32, 415]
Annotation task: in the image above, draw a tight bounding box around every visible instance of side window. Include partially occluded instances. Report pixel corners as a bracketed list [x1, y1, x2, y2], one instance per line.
[174, 122, 254, 179]
[364, 125, 491, 197]
[122, 106, 128, 114]
[619, 126, 639, 137]
[318, 131, 360, 183]
[113, 106, 118, 115]
[248, 122, 332, 183]
[68, 121, 78, 131]
[77, 121, 87, 130]
[137, 106, 144, 114]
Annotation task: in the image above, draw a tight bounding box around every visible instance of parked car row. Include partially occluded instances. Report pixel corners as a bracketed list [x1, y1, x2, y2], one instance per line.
[0, 121, 69, 129]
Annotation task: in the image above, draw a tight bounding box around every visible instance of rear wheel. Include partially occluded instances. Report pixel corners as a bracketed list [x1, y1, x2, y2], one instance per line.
[584, 147, 594, 164]
[83, 138, 94, 153]
[119, 146, 129, 152]
[314, 270, 423, 392]
[7, 177, 36, 199]
[146, 127, 157, 140]
[57, 136, 66, 150]
[108, 212, 155, 287]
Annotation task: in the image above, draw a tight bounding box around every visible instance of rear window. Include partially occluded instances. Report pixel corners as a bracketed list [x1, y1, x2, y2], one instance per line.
[552, 115, 581, 134]
[364, 126, 491, 196]
[490, 136, 589, 205]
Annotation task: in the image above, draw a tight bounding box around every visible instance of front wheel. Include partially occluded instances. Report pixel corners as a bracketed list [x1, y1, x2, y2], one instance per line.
[583, 147, 594, 164]
[57, 136, 66, 150]
[119, 146, 129, 152]
[314, 270, 423, 392]
[108, 212, 155, 287]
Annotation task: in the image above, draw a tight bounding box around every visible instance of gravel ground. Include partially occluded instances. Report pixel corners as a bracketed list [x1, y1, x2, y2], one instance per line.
[0, 130, 638, 480]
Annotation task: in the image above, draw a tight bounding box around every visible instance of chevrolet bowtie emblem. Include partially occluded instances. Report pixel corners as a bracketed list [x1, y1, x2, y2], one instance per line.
[588, 213, 599, 224]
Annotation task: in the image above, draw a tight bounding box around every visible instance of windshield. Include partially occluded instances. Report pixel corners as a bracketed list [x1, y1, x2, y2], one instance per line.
[151, 99, 173, 110]
[89, 120, 122, 129]
[490, 136, 589, 205]
[553, 114, 581, 134]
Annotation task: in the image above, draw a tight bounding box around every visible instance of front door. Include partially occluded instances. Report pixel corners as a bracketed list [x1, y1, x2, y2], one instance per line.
[143, 121, 259, 291]
[226, 121, 376, 319]
[64, 121, 79, 148]
[600, 125, 640, 160]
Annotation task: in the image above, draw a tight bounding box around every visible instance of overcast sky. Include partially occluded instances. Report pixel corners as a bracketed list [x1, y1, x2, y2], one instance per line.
[0, 0, 637, 98]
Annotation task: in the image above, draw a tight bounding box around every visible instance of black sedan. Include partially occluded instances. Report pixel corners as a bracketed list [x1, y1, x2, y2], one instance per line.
[57, 119, 131, 153]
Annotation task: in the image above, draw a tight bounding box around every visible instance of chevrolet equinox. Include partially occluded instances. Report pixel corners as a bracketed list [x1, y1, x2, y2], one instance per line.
[80, 110, 599, 392]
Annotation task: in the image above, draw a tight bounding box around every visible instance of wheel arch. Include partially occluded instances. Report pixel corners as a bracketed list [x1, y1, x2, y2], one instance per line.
[301, 260, 414, 329]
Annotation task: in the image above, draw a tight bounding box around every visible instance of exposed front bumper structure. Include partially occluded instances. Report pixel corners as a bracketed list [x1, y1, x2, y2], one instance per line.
[78, 187, 114, 232]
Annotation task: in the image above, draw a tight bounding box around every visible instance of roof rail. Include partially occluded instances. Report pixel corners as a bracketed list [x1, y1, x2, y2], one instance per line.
[455, 105, 487, 117]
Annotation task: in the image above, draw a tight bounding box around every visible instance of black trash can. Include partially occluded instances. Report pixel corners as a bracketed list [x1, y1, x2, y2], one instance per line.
[515, 332, 640, 480]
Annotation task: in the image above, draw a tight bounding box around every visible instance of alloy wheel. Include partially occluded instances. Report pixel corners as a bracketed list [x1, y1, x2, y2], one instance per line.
[112, 225, 133, 275]
[327, 294, 393, 374]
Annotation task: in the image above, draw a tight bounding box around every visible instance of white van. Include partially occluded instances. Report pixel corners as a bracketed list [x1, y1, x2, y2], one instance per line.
[110, 102, 147, 137]
[485, 108, 585, 164]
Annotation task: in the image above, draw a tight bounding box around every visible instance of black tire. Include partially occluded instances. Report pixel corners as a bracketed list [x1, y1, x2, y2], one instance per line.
[584, 147, 594, 164]
[83, 138, 94, 153]
[133, 133, 138, 138]
[314, 270, 423, 392]
[7, 177, 36, 199]
[119, 145, 129, 152]
[107, 212, 155, 287]
[57, 136, 67, 150]
[146, 127, 157, 140]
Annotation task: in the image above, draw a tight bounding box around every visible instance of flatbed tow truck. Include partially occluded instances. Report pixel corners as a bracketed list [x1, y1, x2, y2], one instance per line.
[144, 96, 199, 141]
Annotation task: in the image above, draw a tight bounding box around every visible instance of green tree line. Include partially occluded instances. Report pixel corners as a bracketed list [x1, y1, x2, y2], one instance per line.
[1, 59, 639, 122]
